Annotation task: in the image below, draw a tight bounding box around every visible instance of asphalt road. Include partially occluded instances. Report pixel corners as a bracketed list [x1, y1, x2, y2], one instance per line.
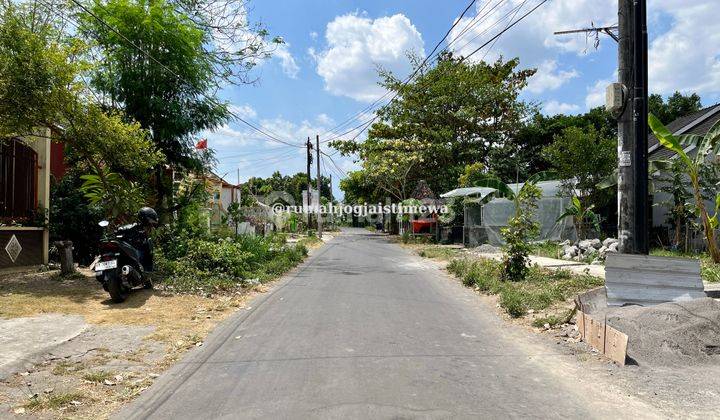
[118, 228, 656, 419]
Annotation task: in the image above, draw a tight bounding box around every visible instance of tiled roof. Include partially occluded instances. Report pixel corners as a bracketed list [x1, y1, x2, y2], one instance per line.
[648, 103, 720, 158]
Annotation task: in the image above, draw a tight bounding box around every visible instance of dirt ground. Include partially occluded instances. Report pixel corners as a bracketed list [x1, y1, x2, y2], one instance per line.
[0, 268, 264, 419]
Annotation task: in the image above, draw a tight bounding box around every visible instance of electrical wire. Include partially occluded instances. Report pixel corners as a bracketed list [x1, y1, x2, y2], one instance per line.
[318, 0, 480, 141]
[459, 0, 548, 62]
[320, 0, 524, 145]
[321, 0, 548, 146]
[64, 0, 303, 148]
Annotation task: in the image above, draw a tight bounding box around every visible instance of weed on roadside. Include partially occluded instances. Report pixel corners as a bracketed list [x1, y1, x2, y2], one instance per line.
[82, 370, 115, 383]
[447, 257, 603, 318]
[23, 392, 85, 411]
[418, 246, 460, 261]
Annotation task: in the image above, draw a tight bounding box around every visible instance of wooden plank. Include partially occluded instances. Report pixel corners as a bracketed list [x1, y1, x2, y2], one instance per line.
[604, 325, 629, 365]
[586, 316, 606, 353]
[577, 310, 586, 340]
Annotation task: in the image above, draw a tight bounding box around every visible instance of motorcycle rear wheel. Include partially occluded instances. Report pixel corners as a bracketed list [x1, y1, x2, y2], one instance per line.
[106, 271, 129, 303]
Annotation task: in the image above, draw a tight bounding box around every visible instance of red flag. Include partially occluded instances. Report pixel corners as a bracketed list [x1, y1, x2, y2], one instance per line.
[195, 138, 208, 150]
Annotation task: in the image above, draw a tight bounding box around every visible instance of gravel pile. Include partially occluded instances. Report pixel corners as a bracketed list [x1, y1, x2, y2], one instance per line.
[606, 298, 720, 367]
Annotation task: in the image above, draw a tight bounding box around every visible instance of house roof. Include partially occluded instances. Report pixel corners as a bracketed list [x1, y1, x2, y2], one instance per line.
[649, 103, 720, 159]
[440, 180, 563, 200]
[208, 171, 239, 188]
[440, 187, 496, 199]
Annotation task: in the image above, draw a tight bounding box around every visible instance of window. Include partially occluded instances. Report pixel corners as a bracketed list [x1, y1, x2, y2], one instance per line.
[0, 138, 38, 220]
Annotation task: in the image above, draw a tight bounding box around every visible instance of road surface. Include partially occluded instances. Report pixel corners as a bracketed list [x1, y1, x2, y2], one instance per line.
[118, 228, 658, 419]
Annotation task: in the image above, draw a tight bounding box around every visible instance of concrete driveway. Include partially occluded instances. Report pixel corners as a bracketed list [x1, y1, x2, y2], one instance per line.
[117, 228, 659, 419]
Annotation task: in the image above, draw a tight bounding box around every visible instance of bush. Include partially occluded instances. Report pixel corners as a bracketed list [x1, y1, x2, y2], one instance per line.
[446, 257, 603, 318]
[148, 193, 313, 294]
[501, 183, 541, 281]
[155, 231, 308, 294]
[49, 171, 104, 265]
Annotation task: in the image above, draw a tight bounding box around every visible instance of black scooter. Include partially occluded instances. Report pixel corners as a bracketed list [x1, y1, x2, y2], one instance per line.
[94, 220, 154, 303]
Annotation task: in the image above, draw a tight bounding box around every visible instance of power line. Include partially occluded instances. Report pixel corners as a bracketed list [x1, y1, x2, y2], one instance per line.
[322, 0, 535, 146]
[64, 0, 302, 148]
[321, 151, 348, 177]
[219, 147, 299, 165]
[451, 0, 524, 55]
[319, 0, 480, 141]
[216, 144, 298, 160]
[480, 0, 527, 62]
[446, 0, 508, 50]
[460, 0, 548, 62]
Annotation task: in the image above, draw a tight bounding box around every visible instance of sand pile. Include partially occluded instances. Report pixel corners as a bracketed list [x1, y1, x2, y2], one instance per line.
[606, 298, 720, 366]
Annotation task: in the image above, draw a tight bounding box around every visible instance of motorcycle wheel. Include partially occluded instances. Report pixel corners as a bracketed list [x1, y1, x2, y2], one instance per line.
[106, 271, 129, 303]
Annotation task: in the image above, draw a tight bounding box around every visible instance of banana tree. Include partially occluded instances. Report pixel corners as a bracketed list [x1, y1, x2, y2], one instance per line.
[556, 196, 600, 240]
[649, 114, 720, 263]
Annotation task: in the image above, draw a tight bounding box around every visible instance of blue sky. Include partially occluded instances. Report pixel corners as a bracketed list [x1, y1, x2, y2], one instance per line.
[206, 0, 720, 199]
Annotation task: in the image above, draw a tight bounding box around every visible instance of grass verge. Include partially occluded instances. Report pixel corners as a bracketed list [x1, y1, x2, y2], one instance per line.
[446, 258, 603, 318]
[651, 248, 720, 282]
[530, 241, 563, 259]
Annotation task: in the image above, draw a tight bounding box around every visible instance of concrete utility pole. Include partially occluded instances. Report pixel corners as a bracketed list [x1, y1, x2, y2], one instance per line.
[316, 135, 323, 239]
[632, 0, 649, 254]
[616, 0, 649, 254]
[554, 4, 649, 254]
[306, 137, 313, 230]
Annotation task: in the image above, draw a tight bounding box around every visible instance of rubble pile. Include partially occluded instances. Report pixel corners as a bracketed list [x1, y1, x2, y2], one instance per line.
[560, 238, 618, 264]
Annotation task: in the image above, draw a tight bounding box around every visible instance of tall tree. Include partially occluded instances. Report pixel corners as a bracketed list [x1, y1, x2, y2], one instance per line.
[79, 0, 276, 214]
[0, 2, 162, 220]
[491, 107, 616, 182]
[333, 52, 535, 198]
[649, 91, 702, 124]
[542, 125, 617, 208]
[0, 1, 78, 137]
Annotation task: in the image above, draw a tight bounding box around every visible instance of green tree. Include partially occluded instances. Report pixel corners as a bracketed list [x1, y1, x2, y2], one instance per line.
[332, 52, 535, 196]
[339, 170, 384, 205]
[0, 3, 162, 221]
[79, 0, 232, 214]
[556, 196, 600, 240]
[492, 107, 616, 182]
[649, 91, 702, 124]
[458, 162, 486, 187]
[245, 171, 331, 205]
[0, 2, 80, 137]
[542, 126, 617, 209]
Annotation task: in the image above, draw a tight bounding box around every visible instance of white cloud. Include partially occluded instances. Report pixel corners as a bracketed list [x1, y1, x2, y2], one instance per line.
[309, 31, 318, 40]
[647, 1, 720, 97]
[205, 124, 251, 147]
[543, 100, 581, 115]
[316, 113, 334, 126]
[274, 44, 300, 79]
[312, 13, 425, 102]
[449, 0, 616, 65]
[228, 104, 257, 120]
[526, 60, 579, 94]
[449, 0, 720, 101]
[585, 75, 613, 109]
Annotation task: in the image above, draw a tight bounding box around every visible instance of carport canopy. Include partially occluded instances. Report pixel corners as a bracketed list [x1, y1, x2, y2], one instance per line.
[440, 187, 496, 200]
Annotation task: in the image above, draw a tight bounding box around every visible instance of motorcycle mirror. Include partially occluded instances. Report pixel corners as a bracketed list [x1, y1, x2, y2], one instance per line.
[99, 220, 110, 227]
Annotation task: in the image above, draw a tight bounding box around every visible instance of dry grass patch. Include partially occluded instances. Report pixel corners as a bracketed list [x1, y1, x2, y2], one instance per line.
[0, 269, 255, 346]
[0, 269, 268, 419]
